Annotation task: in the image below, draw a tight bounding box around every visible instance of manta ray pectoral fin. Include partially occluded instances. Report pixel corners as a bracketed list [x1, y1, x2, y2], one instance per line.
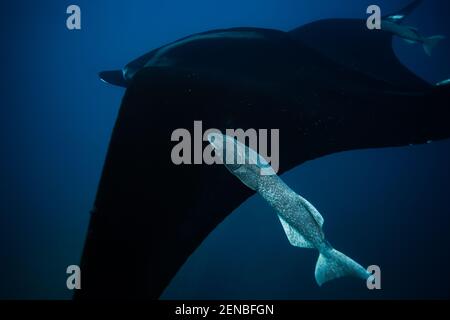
[277, 215, 314, 248]
[99, 70, 128, 87]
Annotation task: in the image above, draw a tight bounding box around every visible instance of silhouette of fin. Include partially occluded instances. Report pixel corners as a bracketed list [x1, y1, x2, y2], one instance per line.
[99, 70, 128, 87]
[289, 18, 429, 90]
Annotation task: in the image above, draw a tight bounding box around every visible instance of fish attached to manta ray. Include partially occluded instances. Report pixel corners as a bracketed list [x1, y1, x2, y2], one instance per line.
[207, 133, 371, 286]
[77, 0, 450, 299]
[369, 0, 446, 56]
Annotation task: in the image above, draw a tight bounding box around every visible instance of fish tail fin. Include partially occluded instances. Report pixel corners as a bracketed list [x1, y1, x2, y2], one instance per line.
[315, 247, 370, 286]
[423, 35, 445, 56]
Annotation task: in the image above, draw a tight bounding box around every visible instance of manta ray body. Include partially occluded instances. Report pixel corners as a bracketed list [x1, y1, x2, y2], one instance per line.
[77, 1, 449, 299]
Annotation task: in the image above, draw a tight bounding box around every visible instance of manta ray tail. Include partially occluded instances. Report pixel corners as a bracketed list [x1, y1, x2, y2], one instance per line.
[315, 248, 370, 286]
[423, 35, 446, 56]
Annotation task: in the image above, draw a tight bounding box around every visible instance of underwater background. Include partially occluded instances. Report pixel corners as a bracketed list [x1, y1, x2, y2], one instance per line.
[1, 0, 449, 299]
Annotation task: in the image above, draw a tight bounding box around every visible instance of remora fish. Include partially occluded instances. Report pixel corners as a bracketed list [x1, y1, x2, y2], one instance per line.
[207, 133, 371, 286]
[379, 0, 445, 56]
[77, 0, 450, 299]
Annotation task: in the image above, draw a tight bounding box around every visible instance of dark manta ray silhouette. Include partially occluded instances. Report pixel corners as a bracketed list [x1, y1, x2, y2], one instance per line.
[78, 0, 449, 299]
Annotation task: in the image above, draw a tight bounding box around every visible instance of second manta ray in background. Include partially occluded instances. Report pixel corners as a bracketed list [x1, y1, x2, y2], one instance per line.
[207, 133, 371, 286]
[79, 0, 450, 299]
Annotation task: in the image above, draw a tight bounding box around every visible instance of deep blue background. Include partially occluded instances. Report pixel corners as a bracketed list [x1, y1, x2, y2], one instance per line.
[0, 0, 449, 299]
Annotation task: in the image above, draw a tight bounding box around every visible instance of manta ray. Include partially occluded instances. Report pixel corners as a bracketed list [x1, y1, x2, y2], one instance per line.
[77, 0, 449, 299]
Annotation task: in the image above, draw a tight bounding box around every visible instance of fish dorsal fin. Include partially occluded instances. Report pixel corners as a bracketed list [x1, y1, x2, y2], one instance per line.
[298, 195, 324, 227]
[382, 0, 423, 24]
[277, 215, 314, 248]
[289, 18, 429, 90]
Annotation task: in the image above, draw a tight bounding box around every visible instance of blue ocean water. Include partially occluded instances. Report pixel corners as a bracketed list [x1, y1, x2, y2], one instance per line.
[0, 0, 449, 299]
